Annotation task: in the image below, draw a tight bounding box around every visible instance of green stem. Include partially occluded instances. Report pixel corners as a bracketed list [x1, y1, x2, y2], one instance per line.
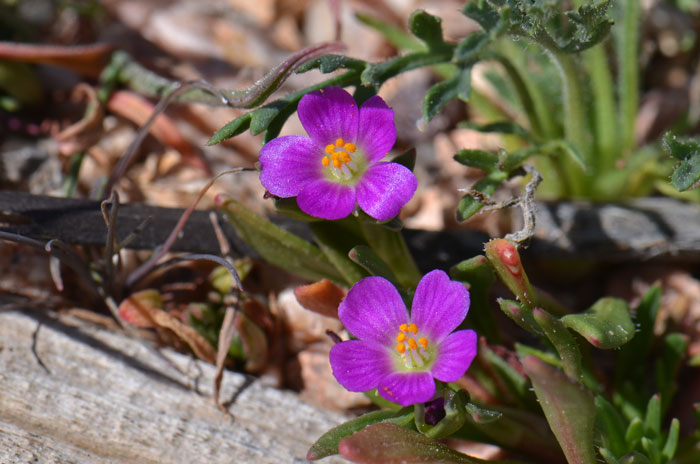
[617, 0, 641, 156]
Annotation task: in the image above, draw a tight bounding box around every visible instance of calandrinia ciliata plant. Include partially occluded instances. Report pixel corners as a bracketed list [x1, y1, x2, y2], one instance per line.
[330, 270, 477, 407]
[259, 87, 416, 221]
[207, 1, 696, 463]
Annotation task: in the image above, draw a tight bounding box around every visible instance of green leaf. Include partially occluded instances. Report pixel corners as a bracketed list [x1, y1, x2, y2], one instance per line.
[307, 408, 413, 460]
[521, 355, 597, 464]
[453, 149, 500, 173]
[533, 308, 582, 381]
[461, 121, 533, 142]
[655, 333, 688, 415]
[595, 395, 629, 458]
[663, 131, 700, 160]
[338, 422, 485, 464]
[464, 401, 503, 424]
[422, 65, 472, 122]
[600, 447, 620, 464]
[450, 255, 499, 341]
[272, 197, 322, 222]
[664, 132, 700, 190]
[619, 452, 652, 464]
[481, 344, 534, 408]
[498, 298, 544, 337]
[625, 417, 644, 449]
[671, 155, 700, 191]
[616, 286, 661, 384]
[462, 0, 613, 54]
[408, 10, 448, 51]
[359, 221, 422, 289]
[295, 54, 366, 74]
[311, 221, 368, 286]
[643, 394, 661, 438]
[456, 169, 508, 221]
[218, 198, 343, 283]
[454, 32, 491, 64]
[661, 418, 680, 463]
[349, 245, 401, 290]
[461, 1, 503, 35]
[208, 113, 252, 145]
[561, 297, 635, 349]
[391, 147, 417, 171]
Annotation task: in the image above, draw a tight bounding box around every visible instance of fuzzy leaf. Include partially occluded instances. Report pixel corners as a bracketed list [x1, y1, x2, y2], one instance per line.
[208, 113, 252, 145]
[456, 169, 508, 221]
[453, 149, 500, 172]
[561, 298, 635, 349]
[664, 133, 700, 190]
[522, 355, 597, 464]
[218, 198, 343, 283]
[462, 0, 613, 54]
[307, 409, 414, 460]
[671, 155, 700, 191]
[295, 54, 366, 74]
[338, 422, 484, 464]
[663, 131, 700, 160]
[454, 32, 491, 64]
[422, 65, 472, 122]
[409, 10, 448, 51]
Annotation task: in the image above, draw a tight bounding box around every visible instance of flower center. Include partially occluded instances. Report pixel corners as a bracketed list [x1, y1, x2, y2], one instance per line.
[322, 138, 356, 169]
[395, 323, 430, 369]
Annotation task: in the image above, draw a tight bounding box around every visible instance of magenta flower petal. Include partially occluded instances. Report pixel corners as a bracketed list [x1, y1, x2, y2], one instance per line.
[329, 340, 392, 392]
[431, 330, 478, 382]
[411, 270, 470, 342]
[259, 135, 320, 197]
[377, 372, 435, 406]
[298, 86, 359, 146]
[356, 162, 418, 221]
[357, 95, 396, 162]
[339, 276, 408, 346]
[296, 179, 356, 220]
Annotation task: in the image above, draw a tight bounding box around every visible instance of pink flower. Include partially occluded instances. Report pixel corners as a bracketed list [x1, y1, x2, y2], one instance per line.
[259, 87, 417, 221]
[330, 270, 478, 406]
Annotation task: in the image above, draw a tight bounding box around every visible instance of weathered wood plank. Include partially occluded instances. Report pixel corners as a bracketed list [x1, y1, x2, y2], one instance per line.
[0, 308, 348, 463]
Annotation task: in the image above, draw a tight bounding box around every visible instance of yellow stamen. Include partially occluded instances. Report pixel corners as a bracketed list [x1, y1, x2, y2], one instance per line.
[418, 337, 428, 349]
[321, 156, 330, 167]
[325, 144, 335, 154]
[340, 152, 352, 163]
[332, 158, 343, 169]
[408, 323, 418, 334]
[396, 344, 406, 354]
[396, 332, 406, 342]
[399, 323, 408, 331]
[335, 138, 344, 147]
[408, 338, 418, 350]
[344, 142, 356, 153]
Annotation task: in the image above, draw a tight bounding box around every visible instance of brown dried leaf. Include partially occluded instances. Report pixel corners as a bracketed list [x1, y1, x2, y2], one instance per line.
[293, 279, 345, 319]
[119, 289, 217, 363]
